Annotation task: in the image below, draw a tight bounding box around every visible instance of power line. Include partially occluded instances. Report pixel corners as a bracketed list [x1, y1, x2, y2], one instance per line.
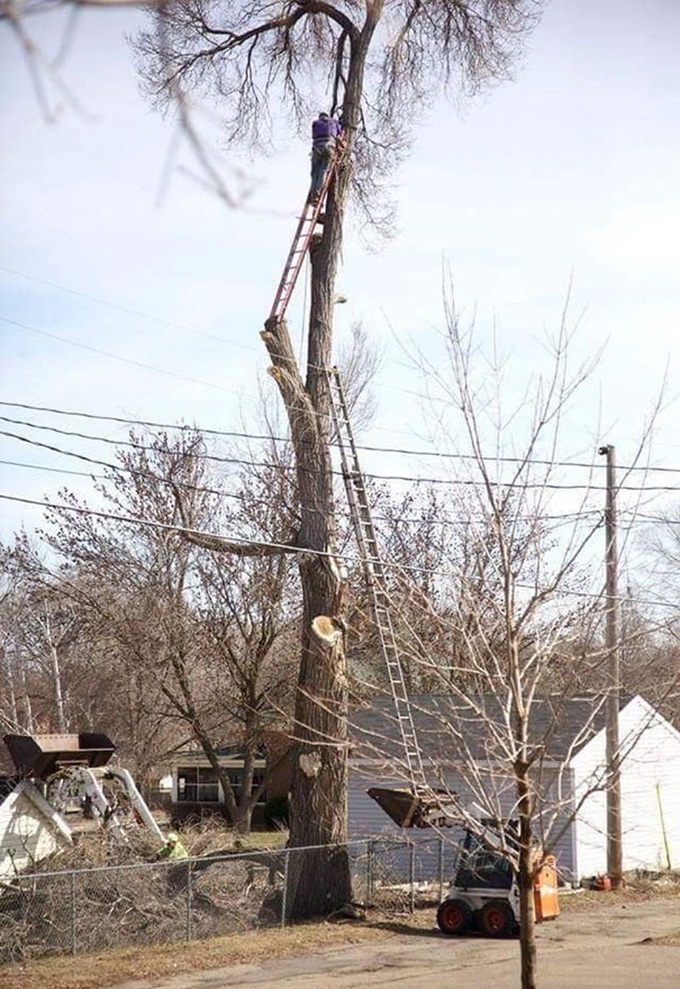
[2, 417, 679, 493]
[3, 267, 677, 487]
[0, 491, 313, 555]
[0, 400, 277, 444]
[0, 265, 248, 351]
[0, 491, 677, 612]
[0, 457, 610, 530]
[0, 424, 271, 476]
[3, 399, 680, 476]
[0, 315, 235, 394]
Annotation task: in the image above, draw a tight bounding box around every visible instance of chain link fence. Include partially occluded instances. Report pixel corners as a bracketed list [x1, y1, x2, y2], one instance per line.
[0, 835, 458, 963]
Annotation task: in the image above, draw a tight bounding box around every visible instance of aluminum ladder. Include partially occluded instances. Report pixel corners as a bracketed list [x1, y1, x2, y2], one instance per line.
[326, 366, 427, 791]
[268, 154, 340, 324]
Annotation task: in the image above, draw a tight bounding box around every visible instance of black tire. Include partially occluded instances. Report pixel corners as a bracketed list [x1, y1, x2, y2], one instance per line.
[436, 897, 473, 936]
[477, 898, 516, 938]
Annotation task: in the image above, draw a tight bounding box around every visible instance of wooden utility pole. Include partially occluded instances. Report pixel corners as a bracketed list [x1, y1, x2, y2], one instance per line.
[598, 443, 622, 888]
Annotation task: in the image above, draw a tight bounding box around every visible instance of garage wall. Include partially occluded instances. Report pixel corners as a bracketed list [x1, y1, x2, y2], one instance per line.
[572, 697, 680, 878]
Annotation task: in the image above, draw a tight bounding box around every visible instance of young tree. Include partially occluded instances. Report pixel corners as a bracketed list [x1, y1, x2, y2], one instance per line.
[0, 557, 88, 735]
[350, 300, 670, 989]
[136, 0, 542, 917]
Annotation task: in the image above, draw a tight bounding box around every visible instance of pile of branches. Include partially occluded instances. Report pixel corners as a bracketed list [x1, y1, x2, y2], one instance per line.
[0, 829, 285, 963]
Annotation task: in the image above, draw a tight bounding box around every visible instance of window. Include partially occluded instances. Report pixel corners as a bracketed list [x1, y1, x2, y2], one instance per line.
[176, 767, 220, 803]
[175, 765, 267, 804]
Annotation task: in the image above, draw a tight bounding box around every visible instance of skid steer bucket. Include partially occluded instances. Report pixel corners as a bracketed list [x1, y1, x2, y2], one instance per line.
[367, 786, 459, 828]
[3, 733, 116, 779]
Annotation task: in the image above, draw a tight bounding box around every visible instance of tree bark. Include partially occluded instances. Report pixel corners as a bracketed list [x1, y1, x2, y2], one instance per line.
[516, 763, 537, 989]
[260, 303, 351, 913]
[257, 17, 383, 918]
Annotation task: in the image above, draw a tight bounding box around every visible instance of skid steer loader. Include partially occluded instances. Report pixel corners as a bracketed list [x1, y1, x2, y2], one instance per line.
[368, 786, 559, 938]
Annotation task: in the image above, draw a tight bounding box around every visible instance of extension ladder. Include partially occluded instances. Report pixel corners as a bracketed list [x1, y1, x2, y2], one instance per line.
[268, 154, 340, 324]
[326, 367, 428, 791]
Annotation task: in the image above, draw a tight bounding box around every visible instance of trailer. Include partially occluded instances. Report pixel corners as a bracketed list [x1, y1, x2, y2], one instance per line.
[1, 732, 163, 879]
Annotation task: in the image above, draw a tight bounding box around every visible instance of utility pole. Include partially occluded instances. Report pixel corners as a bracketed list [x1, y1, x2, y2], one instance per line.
[598, 443, 622, 888]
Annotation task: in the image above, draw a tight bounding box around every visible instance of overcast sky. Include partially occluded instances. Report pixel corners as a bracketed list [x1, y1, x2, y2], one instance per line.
[1, 0, 679, 579]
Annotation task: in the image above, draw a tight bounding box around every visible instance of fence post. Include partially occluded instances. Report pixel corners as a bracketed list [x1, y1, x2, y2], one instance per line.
[186, 859, 193, 942]
[70, 871, 77, 956]
[408, 838, 415, 914]
[438, 833, 445, 902]
[280, 848, 289, 928]
[365, 840, 371, 905]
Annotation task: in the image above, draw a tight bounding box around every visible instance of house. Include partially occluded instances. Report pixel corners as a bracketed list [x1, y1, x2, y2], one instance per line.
[348, 693, 680, 883]
[169, 741, 292, 826]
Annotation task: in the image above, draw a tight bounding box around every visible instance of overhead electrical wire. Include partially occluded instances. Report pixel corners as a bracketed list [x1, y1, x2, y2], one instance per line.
[2, 417, 679, 493]
[2, 267, 672, 478]
[0, 315, 235, 394]
[3, 265, 676, 493]
[0, 264, 249, 351]
[2, 274, 675, 487]
[1, 491, 678, 613]
[2, 399, 679, 476]
[0, 456, 611, 531]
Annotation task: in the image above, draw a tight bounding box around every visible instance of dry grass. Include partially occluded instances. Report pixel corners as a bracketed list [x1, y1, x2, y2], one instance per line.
[2, 868, 678, 989]
[557, 870, 680, 914]
[0, 913, 408, 989]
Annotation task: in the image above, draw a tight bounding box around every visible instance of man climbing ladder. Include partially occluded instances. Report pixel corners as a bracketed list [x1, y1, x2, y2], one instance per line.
[268, 112, 344, 323]
[309, 111, 343, 204]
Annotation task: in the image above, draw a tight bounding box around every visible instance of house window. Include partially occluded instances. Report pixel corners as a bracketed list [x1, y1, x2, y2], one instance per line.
[177, 767, 220, 803]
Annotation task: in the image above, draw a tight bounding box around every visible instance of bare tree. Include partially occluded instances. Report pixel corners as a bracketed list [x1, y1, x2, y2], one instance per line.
[133, 0, 542, 917]
[0, 556, 89, 734]
[4, 429, 303, 830]
[350, 300, 672, 989]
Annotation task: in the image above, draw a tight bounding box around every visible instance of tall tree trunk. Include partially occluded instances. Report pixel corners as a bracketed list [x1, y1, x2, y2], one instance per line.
[260, 303, 351, 913]
[260, 16, 381, 920]
[7, 649, 19, 727]
[21, 665, 34, 732]
[260, 134, 351, 920]
[517, 763, 538, 989]
[50, 643, 67, 733]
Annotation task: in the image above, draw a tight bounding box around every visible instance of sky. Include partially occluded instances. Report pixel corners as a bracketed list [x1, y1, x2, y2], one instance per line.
[1, 0, 679, 587]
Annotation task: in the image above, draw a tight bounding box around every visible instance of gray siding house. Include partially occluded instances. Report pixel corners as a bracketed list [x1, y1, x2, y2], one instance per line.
[348, 694, 680, 884]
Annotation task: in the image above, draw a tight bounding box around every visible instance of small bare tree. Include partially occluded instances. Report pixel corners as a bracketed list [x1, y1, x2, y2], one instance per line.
[350, 298, 671, 989]
[4, 429, 303, 831]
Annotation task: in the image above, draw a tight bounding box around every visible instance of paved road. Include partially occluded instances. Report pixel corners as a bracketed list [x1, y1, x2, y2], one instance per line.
[114, 896, 680, 989]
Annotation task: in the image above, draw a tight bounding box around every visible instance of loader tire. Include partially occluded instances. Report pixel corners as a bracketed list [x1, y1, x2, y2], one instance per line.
[436, 897, 473, 935]
[477, 898, 516, 938]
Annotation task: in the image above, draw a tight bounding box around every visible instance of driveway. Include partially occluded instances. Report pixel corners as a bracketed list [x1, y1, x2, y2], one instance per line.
[112, 895, 680, 989]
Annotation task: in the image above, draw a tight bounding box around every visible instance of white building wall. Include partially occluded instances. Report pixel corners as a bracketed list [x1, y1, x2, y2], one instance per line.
[0, 781, 72, 880]
[571, 697, 680, 878]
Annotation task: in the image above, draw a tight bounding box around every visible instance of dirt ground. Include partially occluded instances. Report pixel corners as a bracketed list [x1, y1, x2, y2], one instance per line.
[2, 883, 679, 989]
[120, 894, 680, 989]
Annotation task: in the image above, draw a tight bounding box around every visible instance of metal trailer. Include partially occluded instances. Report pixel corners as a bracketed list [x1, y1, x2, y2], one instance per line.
[1, 731, 164, 871]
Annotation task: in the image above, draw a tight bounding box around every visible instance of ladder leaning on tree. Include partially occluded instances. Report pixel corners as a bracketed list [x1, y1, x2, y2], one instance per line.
[268, 152, 341, 324]
[326, 366, 428, 793]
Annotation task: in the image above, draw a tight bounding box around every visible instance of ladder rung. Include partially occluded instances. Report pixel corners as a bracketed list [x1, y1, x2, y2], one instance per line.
[327, 364, 425, 788]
